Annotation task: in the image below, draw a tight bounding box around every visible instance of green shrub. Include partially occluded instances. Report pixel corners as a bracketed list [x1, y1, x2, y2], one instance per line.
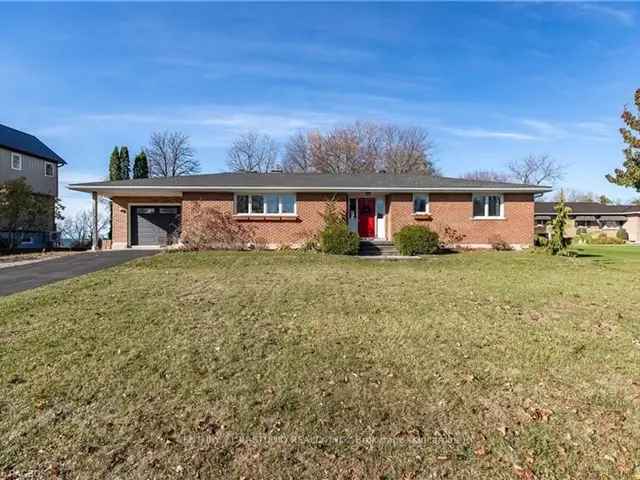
[535, 234, 548, 247]
[589, 233, 625, 245]
[394, 225, 439, 256]
[319, 223, 360, 255]
[617, 228, 629, 241]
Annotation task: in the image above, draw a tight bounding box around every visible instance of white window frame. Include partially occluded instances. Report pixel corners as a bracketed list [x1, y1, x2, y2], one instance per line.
[412, 193, 430, 215]
[10, 152, 22, 171]
[234, 192, 297, 216]
[472, 193, 505, 219]
[44, 161, 55, 177]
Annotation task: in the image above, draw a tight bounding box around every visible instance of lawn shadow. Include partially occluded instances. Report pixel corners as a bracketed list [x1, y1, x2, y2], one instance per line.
[572, 251, 603, 258]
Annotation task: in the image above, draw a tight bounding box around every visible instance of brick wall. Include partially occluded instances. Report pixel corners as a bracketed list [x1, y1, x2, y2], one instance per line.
[182, 192, 346, 247]
[388, 193, 534, 246]
[111, 196, 182, 247]
[112, 192, 534, 248]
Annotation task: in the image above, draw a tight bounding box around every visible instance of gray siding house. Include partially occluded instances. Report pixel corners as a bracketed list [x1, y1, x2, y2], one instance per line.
[0, 123, 66, 249]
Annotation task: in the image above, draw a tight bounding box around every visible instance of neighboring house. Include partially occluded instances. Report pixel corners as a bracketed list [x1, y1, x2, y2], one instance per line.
[535, 202, 640, 242]
[69, 173, 550, 250]
[0, 123, 66, 249]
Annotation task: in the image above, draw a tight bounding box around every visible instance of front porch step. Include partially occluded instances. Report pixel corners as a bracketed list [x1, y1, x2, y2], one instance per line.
[358, 240, 400, 256]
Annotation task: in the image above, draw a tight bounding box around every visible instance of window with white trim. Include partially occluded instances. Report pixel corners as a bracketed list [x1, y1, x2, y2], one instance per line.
[10, 152, 22, 171]
[473, 194, 504, 218]
[413, 193, 429, 214]
[44, 161, 55, 177]
[235, 193, 296, 215]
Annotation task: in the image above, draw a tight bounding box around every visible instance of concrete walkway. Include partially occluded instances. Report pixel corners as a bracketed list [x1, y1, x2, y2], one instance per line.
[0, 250, 158, 297]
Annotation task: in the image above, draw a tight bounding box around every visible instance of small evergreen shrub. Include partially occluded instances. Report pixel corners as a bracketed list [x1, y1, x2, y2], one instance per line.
[319, 223, 360, 255]
[318, 199, 359, 255]
[394, 225, 439, 256]
[547, 194, 572, 256]
[617, 228, 629, 241]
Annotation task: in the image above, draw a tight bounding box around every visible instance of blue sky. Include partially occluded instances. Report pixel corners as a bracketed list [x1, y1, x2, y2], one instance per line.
[2, 2, 640, 215]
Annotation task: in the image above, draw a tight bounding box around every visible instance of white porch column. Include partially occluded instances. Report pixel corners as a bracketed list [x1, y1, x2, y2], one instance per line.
[91, 191, 98, 251]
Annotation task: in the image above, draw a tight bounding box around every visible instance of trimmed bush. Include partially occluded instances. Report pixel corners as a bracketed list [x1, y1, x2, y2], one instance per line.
[589, 233, 625, 245]
[394, 225, 439, 256]
[617, 228, 629, 241]
[319, 223, 360, 255]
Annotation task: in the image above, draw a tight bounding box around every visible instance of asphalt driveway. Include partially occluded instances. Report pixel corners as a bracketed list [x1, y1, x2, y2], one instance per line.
[0, 250, 158, 297]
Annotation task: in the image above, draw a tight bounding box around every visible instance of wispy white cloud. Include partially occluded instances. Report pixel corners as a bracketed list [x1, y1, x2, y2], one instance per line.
[153, 56, 438, 92]
[520, 117, 616, 142]
[84, 106, 345, 140]
[441, 127, 538, 141]
[574, 120, 615, 139]
[573, 3, 635, 27]
[520, 119, 568, 139]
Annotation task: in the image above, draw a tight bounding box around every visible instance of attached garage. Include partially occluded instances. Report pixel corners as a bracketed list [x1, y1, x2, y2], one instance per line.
[130, 205, 181, 247]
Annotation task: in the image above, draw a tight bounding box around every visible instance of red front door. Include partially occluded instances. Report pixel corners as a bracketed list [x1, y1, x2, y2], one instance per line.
[357, 198, 376, 238]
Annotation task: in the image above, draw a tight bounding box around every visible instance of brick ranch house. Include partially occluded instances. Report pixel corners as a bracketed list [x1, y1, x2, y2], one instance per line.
[69, 173, 551, 250]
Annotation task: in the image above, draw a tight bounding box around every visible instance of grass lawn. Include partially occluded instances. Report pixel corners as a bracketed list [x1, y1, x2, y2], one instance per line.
[2, 248, 640, 479]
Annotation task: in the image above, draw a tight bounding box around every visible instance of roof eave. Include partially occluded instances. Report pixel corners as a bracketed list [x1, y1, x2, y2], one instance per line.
[0, 143, 66, 165]
[69, 184, 552, 194]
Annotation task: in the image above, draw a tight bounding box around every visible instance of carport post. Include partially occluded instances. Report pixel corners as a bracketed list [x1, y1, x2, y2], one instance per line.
[91, 191, 98, 251]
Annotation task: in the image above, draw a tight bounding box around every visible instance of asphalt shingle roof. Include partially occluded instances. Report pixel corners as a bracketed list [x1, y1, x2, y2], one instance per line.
[70, 172, 549, 191]
[0, 123, 66, 165]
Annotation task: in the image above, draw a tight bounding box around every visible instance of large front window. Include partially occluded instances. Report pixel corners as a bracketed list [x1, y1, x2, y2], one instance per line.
[473, 194, 504, 218]
[235, 193, 296, 215]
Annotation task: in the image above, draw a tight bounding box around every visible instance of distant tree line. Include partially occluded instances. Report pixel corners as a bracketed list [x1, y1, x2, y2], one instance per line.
[462, 154, 566, 187]
[226, 121, 438, 175]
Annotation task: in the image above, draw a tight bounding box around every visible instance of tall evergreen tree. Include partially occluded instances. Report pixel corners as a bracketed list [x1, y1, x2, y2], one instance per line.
[119, 146, 130, 180]
[607, 88, 640, 191]
[133, 150, 149, 179]
[109, 147, 121, 181]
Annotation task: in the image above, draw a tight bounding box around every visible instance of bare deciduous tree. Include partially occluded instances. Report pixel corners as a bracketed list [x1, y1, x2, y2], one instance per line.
[310, 125, 373, 174]
[379, 124, 435, 174]
[550, 189, 616, 204]
[462, 169, 512, 183]
[508, 154, 565, 185]
[283, 131, 313, 173]
[147, 131, 199, 177]
[227, 131, 278, 173]
[282, 121, 436, 175]
[59, 210, 109, 248]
